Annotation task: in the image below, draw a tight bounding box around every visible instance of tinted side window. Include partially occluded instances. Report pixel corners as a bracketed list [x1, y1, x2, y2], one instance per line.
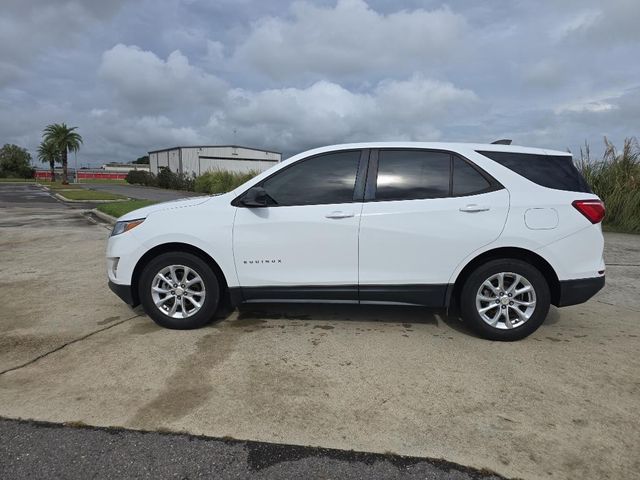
[376, 150, 450, 201]
[477, 151, 592, 193]
[261, 150, 360, 206]
[453, 157, 491, 196]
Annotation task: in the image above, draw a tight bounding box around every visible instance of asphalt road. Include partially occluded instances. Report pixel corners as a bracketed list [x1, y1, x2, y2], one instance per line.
[0, 418, 502, 480]
[81, 183, 200, 202]
[0, 183, 58, 206]
[1, 183, 639, 480]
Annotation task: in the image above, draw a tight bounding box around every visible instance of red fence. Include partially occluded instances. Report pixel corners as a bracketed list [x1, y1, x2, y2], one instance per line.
[77, 172, 127, 180]
[34, 171, 127, 180]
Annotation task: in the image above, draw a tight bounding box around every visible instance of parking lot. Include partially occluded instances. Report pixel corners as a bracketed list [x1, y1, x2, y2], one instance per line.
[1, 183, 639, 479]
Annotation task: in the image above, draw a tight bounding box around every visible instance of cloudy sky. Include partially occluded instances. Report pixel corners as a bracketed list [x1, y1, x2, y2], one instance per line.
[1, 0, 638, 166]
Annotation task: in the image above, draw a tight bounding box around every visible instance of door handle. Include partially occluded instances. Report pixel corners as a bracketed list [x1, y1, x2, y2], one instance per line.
[325, 211, 354, 219]
[459, 204, 490, 213]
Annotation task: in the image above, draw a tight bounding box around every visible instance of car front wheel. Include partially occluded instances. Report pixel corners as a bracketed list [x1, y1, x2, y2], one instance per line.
[460, 259, 550, 341]
[139, 252, 220, 329]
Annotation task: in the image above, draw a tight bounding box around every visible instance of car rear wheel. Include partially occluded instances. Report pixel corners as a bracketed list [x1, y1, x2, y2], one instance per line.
[460, 259, 550, 341]
[139, 252, 220, 329]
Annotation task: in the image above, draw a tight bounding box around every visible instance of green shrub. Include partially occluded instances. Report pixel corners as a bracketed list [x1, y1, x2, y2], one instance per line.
[156, 167, 195, 191]
[194, 169, 258, 194]
[125, 170, 156, 186]
[126, 167, 258, 195]
[0, 144, 33, 178]
[156, 167, 175, 189]
[577, 137, 640, 233]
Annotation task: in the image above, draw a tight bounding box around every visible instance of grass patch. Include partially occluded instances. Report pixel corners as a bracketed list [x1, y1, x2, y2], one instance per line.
[57, 189, 127, 201]
[97, 200, 156, 218]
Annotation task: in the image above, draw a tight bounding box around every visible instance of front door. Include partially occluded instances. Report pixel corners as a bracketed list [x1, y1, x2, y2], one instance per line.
[233, 149, 365, 302]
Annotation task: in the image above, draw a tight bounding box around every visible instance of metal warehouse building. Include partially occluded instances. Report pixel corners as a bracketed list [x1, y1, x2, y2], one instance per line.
[149, 145, 281, 176]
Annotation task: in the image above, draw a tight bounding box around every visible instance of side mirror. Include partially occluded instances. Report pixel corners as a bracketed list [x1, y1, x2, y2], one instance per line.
[241, 186, 269, 207]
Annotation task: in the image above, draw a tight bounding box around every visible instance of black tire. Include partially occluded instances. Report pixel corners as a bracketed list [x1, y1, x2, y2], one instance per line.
[460, 258, 550, 341]
[139, 252, 221, 329]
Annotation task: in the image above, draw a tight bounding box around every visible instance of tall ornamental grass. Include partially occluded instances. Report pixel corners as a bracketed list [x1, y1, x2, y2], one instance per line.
[194, 169, 259, 195]
[577, 137, 640, 233]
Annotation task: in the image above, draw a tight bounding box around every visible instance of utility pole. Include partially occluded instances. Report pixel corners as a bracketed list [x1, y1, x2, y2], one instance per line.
[232, 129, 238, 156]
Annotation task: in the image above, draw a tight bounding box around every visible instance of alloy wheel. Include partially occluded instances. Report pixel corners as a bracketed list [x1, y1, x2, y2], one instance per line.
[150, 265, 206, 319]
[475, 272, 537, 329]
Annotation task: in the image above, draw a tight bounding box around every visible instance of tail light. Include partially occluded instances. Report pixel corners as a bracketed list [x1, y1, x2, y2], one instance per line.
[572, 199, 605, 224]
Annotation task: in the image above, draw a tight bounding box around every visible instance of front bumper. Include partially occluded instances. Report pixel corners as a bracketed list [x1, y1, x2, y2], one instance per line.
[108, 280, 138, 307]
[556, 276, 605, 307]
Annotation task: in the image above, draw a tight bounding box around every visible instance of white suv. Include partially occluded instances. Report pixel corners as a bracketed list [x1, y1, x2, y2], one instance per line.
[106, 142, 605, 340]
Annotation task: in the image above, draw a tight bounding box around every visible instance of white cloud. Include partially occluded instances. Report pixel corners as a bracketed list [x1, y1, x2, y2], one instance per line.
[0, 0, 127, 86]
[522, 59, 566, 88]
[233, 0, 467, 79]
[89, 109, 108, 118]
[98, 44, 227, 115]
[207, 75, 480, 152]
[553, 9, 601, 41]
[558, 102, 618, 114]
[99, 113, 204, 149]
[555, 0, 640, 44]
[554, 87, 631, 115]
[2, 0, 638, 166]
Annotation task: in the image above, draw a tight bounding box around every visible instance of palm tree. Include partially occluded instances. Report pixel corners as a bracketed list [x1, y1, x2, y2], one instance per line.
[43, 123, 82, 184]
[37, 140, 60, 182]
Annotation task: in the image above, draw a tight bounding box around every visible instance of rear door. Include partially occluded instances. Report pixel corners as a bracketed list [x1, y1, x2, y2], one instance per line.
[358, 149, 509, 306]
[233, 149, 367, 302]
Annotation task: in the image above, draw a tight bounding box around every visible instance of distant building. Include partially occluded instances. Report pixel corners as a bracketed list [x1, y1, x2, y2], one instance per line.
[101, 163, 151, 173]
[148, 145, 281, 176]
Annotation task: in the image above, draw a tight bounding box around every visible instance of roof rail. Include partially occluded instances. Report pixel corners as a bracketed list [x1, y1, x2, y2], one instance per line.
[491, 139, 512, 145]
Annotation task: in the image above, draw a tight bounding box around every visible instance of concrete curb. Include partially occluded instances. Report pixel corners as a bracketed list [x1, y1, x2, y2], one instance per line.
[53, 193, 128, 204]
[91, 208, 118, 225]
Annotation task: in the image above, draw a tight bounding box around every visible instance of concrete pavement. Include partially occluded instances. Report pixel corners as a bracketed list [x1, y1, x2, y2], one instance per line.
[0, 185, 136, 372]
[1, 184, 639, 479]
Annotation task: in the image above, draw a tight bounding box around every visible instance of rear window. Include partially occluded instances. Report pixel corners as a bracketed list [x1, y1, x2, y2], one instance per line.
[477, 151, 592, 193]
[452, 157, 491, 196]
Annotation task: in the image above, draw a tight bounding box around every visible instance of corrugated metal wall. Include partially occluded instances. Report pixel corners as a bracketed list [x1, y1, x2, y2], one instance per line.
[156, 151, 170, 172]
[189, 147, 280, 176]
[149, 152, 158, 174]
[168, 149, 180, 172]
[149, 147, 281, 176]
[182, 148, 199, 175]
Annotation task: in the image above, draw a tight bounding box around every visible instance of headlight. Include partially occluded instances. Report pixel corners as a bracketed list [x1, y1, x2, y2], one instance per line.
[111, 218, 145, 236]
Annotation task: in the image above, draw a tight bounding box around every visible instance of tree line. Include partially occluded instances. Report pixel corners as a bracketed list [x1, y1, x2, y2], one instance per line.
[0, 123, 83, 182]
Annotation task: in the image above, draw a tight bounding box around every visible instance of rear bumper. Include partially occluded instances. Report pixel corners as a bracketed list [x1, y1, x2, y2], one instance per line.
[108, 280, 138, 307]
[556, 276, 605, 307]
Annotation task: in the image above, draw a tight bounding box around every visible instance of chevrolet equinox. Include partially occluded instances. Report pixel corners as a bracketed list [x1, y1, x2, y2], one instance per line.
[106, 142, 605, 341]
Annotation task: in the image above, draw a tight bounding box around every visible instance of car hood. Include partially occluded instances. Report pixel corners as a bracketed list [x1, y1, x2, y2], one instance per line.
[118, 196, 212, 221]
